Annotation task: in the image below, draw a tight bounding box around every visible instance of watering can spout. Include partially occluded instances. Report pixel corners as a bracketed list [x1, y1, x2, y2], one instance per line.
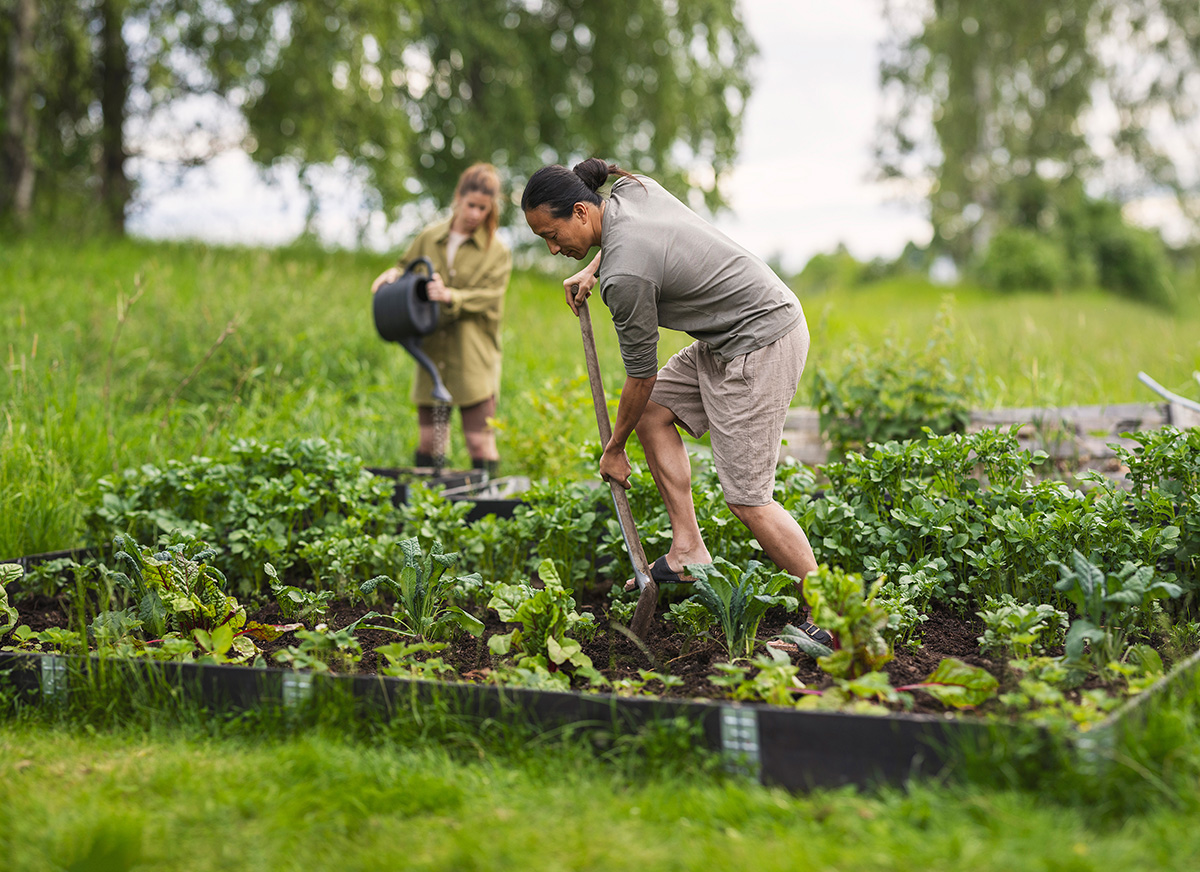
[400, 337, 453, 404]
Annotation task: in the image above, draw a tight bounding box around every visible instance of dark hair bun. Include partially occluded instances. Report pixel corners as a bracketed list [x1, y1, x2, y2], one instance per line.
[572, 158, 612, 193]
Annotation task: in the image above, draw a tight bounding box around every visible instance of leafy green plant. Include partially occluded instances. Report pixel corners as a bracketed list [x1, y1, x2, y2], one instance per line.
[688, 558, 800, 662]
[663, 599, 715, 655]
[358, 538, 485, 642]
[264, 562, 334, 622]
[1119, 426, 1200, 592]
[109, 534, 248, 646]
[0, 564, 21, 635]
[782, 564, 892, 680]
[508, 479, 612, 589]
[1054, 550, 1183, 670]
[895, 658, 999, 709]
[977, 593, 1067, 659]
[375, 641, 456, 681]
[487, 558, 602, 685]
[709, 647, 803, 706]
[611, 669, 685, 697]
[811, 312, 976, 456]
[274, 624, 363, 673]
[86, 438, 399, 595]
[398, 482, 476, 554]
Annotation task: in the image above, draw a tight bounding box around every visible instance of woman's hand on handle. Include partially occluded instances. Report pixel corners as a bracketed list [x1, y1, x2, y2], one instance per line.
[371, 267, 402, 294]
[426, 272, 451, 302]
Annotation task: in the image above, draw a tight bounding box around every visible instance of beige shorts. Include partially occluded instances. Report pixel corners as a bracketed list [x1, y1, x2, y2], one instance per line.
[650, 321, 809, 506]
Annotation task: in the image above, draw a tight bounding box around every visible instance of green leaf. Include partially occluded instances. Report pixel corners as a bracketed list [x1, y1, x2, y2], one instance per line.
[447, 607, 484, 637]
[1064, 619, 1106, 662]
[488, 631, 515, 656]
[909, 658, 998, 709]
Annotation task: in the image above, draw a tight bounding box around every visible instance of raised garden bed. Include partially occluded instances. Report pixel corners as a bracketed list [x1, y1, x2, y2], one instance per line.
[4, 423, 1198, 790]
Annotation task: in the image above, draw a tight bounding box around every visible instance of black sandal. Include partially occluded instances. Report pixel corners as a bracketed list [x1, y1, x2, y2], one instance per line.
[792, 620, 833, 647]
[649, 555, 697, 584]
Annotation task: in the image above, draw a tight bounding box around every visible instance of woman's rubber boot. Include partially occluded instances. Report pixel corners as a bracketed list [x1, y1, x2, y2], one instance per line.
[472, 458, 499, 480]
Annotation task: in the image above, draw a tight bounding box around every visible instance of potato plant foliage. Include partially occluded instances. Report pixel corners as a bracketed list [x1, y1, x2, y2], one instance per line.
[4, 423, 1199, 720]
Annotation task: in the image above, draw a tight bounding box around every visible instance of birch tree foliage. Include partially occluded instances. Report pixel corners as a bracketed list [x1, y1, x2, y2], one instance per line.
[876, 0, 1200, 265]
[0, 0, 754, 231]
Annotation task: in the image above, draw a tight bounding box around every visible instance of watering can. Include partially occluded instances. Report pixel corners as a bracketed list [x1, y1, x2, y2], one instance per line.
[372, 256, 453, 403]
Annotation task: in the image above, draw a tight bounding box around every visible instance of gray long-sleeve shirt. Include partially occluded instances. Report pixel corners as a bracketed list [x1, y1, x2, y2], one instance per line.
[598, 176, 804, 378]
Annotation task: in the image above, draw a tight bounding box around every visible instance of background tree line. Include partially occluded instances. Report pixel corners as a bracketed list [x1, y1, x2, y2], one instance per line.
[0, 0, 752, 233]
[876, 0, 1200, 303]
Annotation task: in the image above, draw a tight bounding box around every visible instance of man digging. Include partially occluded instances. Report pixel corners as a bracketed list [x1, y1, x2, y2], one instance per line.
[522, 158, 831, 646]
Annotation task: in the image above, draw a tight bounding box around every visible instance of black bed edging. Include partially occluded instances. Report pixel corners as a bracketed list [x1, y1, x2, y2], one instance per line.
[0, 650, 1022, 791]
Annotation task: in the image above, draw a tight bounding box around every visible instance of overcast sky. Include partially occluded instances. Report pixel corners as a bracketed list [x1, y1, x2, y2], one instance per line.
[128, 0, 931, 272]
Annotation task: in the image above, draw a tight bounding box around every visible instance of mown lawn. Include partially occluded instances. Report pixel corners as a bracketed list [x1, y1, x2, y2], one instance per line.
[3, 714, 1200, 872]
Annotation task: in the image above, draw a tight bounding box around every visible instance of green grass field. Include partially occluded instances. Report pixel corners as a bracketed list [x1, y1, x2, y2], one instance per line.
[5, 232, 1200, 870]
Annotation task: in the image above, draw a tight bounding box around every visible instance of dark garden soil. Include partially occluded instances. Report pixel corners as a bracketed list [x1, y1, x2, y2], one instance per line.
[6, 582, 1125, 717]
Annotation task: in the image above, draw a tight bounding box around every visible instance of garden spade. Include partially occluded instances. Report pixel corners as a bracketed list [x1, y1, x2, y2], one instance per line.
[575, 289, 658, 640]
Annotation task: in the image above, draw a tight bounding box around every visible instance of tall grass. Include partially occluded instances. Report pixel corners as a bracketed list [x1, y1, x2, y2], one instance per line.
[804, 275, 1200, 407]
[3, 232, 1198, 557]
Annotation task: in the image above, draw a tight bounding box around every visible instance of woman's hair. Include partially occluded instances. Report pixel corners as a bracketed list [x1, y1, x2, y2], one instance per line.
[520, 158, 641, 218]
[453, 163, 503, 241]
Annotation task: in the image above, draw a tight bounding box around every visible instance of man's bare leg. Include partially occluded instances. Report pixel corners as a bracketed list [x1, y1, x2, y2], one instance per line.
[630, 400, 711, 581]
[726, 500, 818, 590]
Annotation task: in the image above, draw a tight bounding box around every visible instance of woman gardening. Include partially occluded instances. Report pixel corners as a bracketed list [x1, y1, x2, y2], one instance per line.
[522, 158, 830, 645]
[372, 163, 512, 476]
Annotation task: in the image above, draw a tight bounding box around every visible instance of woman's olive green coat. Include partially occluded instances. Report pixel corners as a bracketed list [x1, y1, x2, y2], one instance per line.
[399, 217, 512, 407]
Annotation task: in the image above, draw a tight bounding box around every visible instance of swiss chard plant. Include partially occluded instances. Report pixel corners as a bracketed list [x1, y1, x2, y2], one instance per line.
[1054, 550, 1182, 671]
[357, 538, 484, 642]
[106, 533, 292, 661]
[782, 564, 892, 680]
[1, 564, 22, 636]
[688, 558, 800, 662]
[487, 558, 602, 685]
[709, 647, 803, 706]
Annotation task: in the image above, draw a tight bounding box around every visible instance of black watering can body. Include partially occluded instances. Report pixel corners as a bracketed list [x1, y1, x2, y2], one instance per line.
[372, 257, 453, 403]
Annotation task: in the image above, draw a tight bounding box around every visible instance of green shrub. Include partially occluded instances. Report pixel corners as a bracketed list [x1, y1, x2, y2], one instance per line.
[794, 245, 864, 293]
[1068, 198, 1175, 306]
[976, 227, 1070, 292]
[811, 315, 976, 455]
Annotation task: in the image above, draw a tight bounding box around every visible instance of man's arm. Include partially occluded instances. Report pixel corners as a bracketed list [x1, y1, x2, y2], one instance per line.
[599, 374, 656, 489]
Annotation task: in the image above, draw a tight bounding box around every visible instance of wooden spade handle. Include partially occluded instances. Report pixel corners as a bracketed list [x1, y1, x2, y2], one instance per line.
[577, 294, 653, 583]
